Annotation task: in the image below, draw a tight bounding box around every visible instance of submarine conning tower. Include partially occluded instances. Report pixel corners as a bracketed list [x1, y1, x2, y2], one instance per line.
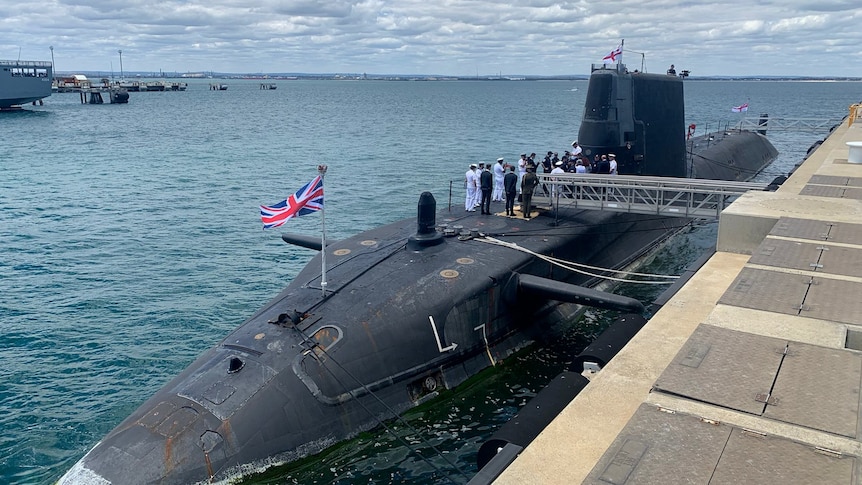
[407, 191, 444, 251]
[578, 63, 686, 177]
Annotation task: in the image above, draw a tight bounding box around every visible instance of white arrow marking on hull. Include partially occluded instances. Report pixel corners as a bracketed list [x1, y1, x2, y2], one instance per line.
[429, 316, 458, 352]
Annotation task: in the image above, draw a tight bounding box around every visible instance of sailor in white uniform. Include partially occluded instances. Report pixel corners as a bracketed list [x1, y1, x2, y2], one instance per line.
[609, 153, 618, 175]
[465, 164, 478, 211]
[492, 158, 505, 201]
[550, 160, 566, 199]
[472, 162, 486, 209]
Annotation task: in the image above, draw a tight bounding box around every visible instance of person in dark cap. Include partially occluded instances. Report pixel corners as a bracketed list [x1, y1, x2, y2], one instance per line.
[479, 163, 493, 214]
[542, 152, 553, 173]
[503, 165, 518, 216]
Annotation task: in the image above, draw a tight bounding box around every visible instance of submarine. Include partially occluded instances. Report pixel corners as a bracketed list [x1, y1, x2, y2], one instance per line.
[59, 63, 778, 484]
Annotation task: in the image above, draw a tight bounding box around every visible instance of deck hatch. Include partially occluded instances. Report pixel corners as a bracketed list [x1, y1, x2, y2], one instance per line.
[710, 428, 854, 483]
[803, 277, 862, 326]
[769, 217, 835, 242]
[653, 325, 784, 415]
[748, 238, 862, 277]
[656, 325, 862, 437]
[808, 175, 855, 186]
[585, 404, 855, 484]
[720, 267, 862, 325]
[584, 404, 730, 484]
[764, 342, 862, 437]
[824, 220, 862, 245]
[816, 244, 862, 277]
[806, 175, 862, 187]
[597, 439, 648, 484]
[137, 401, 176, 430]
[178, 353, 277, 420]
[800, 185, 862, 200]
[155, 406, 198, 438]
[201, 381, 236, 405]
[747, 238, 824, 272]
[718, 268, 810, 317]
[801, 185, 845, 198]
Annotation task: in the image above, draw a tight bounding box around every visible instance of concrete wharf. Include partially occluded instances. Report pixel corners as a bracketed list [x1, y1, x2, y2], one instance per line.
[491, 110, 862, 484]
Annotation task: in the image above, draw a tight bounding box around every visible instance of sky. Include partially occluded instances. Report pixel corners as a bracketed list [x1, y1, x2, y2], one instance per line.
[2, 0, 861, 77]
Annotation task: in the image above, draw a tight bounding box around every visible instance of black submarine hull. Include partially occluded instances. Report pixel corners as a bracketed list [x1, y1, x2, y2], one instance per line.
[60, 208, 686, 484]
[59, 65, 778, 485]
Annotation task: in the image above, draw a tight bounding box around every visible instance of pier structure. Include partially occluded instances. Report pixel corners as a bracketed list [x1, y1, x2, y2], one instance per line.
[78, 87, 129, 104]
[116, 80, 187, 92]
[54, 79, 186, 93]
[490, 111, 862, 484]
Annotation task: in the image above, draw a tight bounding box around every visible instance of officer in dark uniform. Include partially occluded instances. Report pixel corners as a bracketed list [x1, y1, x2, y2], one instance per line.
[479, 164, 494, 214]
[520, 167, 539, 219]
[503, 166, 518, 216]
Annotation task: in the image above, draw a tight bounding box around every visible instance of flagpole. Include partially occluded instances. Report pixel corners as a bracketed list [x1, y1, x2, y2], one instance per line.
[619, 39, 624, 66]
[318, 164, 328, 297]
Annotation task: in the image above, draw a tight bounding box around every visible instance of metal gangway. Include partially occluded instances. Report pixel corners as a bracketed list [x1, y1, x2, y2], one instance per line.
[532, 173, 768, 220]
[733, 117, 841, 133]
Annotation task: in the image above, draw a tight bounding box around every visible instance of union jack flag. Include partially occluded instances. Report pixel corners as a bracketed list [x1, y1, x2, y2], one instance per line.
[260, 176, 324, 229]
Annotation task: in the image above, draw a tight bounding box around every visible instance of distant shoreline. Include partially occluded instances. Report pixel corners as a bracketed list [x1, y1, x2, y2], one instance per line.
[51, 72, 862, 82]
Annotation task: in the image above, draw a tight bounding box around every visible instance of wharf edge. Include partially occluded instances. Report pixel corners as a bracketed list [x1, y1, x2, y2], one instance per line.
[494, 109, 862, 484]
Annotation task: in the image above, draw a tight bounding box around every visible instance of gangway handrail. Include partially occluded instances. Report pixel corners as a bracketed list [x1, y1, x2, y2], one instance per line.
[734, 117, 841, 132]
[532, 173, 768, 220]
[850, 104, 861, 127]
[536, 173, 766, 192]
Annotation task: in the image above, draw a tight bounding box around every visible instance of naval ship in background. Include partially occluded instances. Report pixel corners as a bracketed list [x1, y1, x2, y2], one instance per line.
[59, 63, 779, 484]
[0, 59, 52, 110]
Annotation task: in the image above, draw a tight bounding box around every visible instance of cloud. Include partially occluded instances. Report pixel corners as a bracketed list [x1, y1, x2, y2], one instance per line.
[2, 0, 860, 76]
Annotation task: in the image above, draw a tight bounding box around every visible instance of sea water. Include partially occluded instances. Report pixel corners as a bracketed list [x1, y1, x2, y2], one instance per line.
[0, 78, 858, 484]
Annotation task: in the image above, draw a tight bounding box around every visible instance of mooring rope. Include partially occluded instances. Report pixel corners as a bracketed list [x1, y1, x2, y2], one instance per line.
[476, 235, 680, 285]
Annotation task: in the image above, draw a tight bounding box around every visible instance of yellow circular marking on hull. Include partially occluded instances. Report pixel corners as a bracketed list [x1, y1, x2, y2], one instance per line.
[254, 333, 265, 340]
[360, 240, 377, 246]
[456, 257, 474, 264]
[333, 249, 351, 256]
[440, 269, 459, 278]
